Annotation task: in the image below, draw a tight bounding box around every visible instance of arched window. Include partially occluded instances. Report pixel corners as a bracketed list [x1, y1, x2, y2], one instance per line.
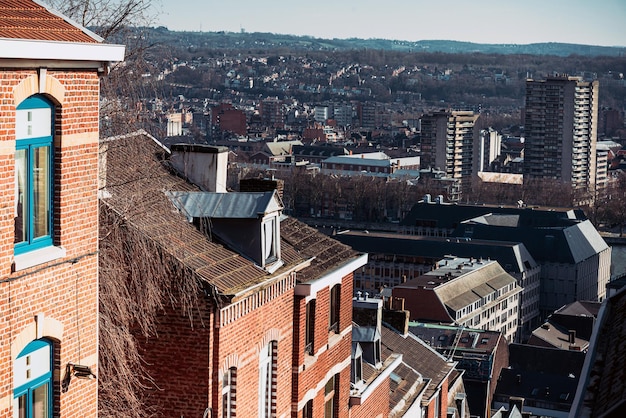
[15, 95, 54, 254]
[222, 367, 237, 418]
[14, 339, 53, 418]
[259, 341, 277, 417]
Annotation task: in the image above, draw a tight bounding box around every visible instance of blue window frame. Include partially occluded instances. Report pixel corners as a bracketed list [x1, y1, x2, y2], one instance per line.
[14, 339, 53, 418]
[14, 95, 54, 254]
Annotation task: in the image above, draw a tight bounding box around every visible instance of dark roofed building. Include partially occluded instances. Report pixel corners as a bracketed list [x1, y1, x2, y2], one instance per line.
[570, 287, 626, 418]
[408, 323, 509, 418]
[334, 230, 541, 340]
[493, 344, 585, 417]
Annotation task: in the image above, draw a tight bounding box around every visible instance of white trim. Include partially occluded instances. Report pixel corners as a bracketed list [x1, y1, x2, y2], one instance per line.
[13, 246, 66, 271]
[0, 38, 125, 62]
[295, 253, 368, 299]
[349, 353, 403, 405]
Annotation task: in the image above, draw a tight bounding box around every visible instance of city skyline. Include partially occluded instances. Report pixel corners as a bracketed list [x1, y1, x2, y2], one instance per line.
[152, 0, 626, 47]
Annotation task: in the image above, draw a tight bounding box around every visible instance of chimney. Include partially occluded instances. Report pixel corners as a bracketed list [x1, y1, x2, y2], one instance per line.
[568, 330, 576, 344]
[240, 177, 284, 201]
[170, 144, 229, 192]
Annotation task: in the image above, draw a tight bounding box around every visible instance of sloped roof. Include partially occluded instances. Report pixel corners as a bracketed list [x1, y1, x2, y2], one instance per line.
[571, 288, 626, 417]
[333, 231, 537, 274]
[380, 326, 454, 403]
[101, 131, 355, 297]
[0, 0, 99, 42]
[166, 191, 282, 220]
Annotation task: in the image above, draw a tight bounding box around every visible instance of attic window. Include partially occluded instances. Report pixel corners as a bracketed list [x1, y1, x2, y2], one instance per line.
[263, 216, 278, 264]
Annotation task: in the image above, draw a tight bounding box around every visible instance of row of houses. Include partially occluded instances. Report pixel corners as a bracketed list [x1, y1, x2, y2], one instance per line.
[2, 3, 624, 418]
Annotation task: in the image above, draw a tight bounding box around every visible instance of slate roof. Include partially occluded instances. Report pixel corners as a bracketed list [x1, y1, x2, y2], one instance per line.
[380, 326, 454, 405]
[455, 219, 609, 264]
[333, 231, 538, 275]
[0, 0, 99, 43]
[400, 201, 586, 229]
[101, 131, 357, 297]
[166, 191, 282, 219]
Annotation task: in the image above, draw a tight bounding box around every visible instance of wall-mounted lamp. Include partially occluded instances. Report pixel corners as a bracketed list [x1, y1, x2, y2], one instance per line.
[62, 363, 97, 392]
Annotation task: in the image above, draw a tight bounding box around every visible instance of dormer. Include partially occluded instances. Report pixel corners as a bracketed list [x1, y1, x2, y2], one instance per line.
[167, 190, 284, 272]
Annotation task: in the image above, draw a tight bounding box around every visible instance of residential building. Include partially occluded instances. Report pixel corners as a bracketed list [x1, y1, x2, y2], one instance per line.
[494, 344, 585, 418]
[408, 323, 509, 418]
[99, 132, 371, 417]
[400, 200, 610, 318]
[0, 2, 124, 417]
[260, 97, 284, 129]
[321, 151, 420, 176]
[315, 105, 332, 124]
[334, 230, 541, 341]
[523, 76, 599, 202]
[392, 257, 522, 342]
[527, 301, 599, 352]
[352, 295, 469, 418]
[420, 110, 479, 195]
[477, 127, 502, 172]
[334, 104, 354, 127]
[455, 214, 611, 317]
[570, 286, 626, 418]
[211, 102, 247, 136]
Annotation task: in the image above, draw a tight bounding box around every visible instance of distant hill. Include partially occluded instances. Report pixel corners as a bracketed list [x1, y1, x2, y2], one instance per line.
[144, 27, 625, 57]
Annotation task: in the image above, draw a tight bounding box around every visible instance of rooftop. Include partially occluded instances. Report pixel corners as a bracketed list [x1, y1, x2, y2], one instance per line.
[0, 0, 99, 43]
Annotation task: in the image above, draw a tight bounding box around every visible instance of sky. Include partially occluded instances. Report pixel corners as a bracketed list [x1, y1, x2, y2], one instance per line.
[152, 0, 626, 47]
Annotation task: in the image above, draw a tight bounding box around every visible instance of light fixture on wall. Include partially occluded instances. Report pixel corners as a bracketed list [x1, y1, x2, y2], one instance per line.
[62, 363, 96, 392]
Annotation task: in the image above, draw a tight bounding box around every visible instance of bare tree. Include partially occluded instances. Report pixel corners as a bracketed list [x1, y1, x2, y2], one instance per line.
[48, 0, 165, 136]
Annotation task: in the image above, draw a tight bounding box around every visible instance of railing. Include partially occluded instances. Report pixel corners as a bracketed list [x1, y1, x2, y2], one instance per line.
[328, 322, 339, 334]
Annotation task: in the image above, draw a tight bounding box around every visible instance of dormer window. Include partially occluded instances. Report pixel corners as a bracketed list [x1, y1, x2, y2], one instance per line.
[263, 215, 279, 264]
[351, 343, 363, 385]
[167, 190, 284, 272]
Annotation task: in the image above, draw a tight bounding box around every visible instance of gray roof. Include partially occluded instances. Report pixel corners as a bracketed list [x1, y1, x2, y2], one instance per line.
[333, 231, 537, 275]
[166, 191, 282, 220]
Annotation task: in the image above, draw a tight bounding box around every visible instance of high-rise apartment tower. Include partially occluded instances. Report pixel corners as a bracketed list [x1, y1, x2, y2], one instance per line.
[523, 76, 599, 198]
[420, 110, 479, 198]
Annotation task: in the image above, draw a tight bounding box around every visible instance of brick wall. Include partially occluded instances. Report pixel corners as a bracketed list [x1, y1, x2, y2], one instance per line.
[214, 284, 296, 417]
[349, 378, 390, 418]
[0, 69, 101, 417]
[292, 272, 354, 418]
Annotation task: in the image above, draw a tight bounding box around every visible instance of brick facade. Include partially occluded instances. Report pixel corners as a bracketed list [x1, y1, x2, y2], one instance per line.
[0, 69, 102, 418]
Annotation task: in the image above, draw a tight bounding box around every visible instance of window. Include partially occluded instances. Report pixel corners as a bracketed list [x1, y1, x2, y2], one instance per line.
[15, 96, 54, 255]
[324, 374, 337, 418]
[302, 400, 313, 418]
[329, 284, 340, 333]
[305, 300, 316, 355]
[351, 352, 362, 384]
[263, 217, 278, 264]
[222, 367, 237, 418]
[14, 339, 52, 418]
[259, 341, 277, 418]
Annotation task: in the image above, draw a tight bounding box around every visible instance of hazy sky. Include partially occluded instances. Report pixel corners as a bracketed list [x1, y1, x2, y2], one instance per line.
[152, 0, 626, 47]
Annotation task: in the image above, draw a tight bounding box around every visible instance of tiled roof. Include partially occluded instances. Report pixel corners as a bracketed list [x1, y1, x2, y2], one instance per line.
[102, 131, 347, 297]
[0, 0, 98, 43]
[280, 216, 357, 283]
[380, 326, 454, 403]
[573, 288, 626, 417]
[102, 133, 268, 296]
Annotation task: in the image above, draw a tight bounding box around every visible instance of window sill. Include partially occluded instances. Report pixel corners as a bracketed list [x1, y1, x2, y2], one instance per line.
[13, 246, 66, 272]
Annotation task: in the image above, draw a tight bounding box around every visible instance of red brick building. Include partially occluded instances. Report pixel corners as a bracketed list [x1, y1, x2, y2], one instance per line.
[100, 132, 369, 417]
[211, 103, 247, 136]
[0, 2, 124, 418]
